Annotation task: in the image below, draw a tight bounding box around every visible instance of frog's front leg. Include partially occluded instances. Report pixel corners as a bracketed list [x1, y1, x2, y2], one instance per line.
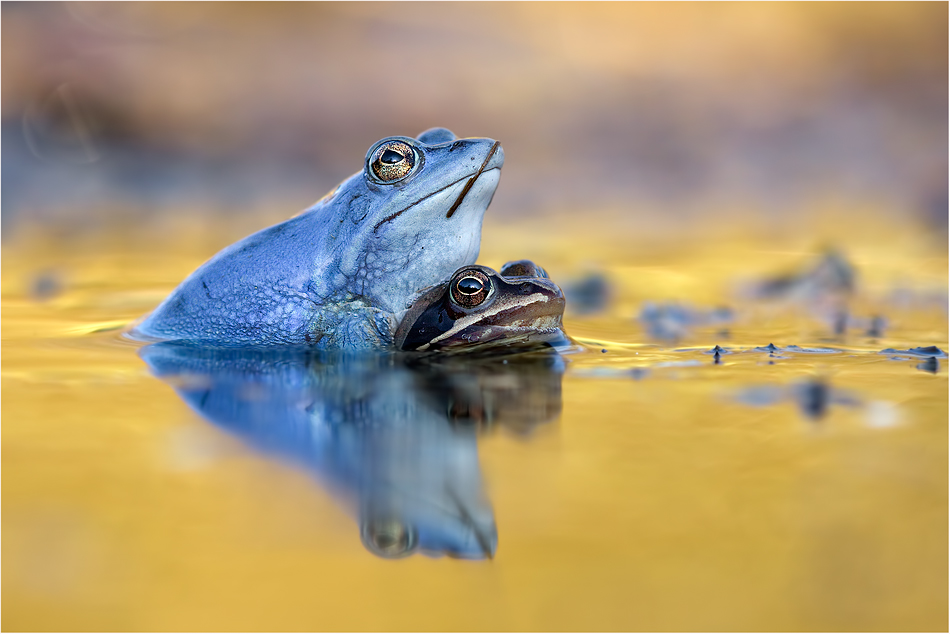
[308, 301, 397, 351]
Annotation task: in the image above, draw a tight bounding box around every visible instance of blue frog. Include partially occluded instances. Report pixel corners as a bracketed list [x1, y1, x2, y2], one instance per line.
[134, 128, 503, 350]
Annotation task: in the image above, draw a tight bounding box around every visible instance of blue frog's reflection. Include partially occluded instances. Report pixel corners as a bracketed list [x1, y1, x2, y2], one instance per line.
[140, 343, 564, 560]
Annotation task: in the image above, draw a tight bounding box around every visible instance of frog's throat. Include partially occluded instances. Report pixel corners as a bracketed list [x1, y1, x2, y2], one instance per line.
[372, 142, 501, 233]
[370, 174, 468, 233]
[446, 141, 501, 219]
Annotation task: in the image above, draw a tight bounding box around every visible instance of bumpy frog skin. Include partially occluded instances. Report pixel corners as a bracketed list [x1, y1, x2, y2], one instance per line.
[133, 128, 503, 349]
[395, 260, 567, 352]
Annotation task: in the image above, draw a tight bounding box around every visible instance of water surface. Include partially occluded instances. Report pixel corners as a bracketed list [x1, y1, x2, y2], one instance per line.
[3, 211, 947, 630]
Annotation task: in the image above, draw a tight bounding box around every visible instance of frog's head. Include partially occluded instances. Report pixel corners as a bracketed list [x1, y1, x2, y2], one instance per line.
[323, 128, 503, 316]
[395, 261, 567, 352]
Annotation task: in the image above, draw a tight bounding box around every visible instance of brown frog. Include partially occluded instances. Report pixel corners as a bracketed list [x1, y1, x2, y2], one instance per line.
[395, 260, 567, 353]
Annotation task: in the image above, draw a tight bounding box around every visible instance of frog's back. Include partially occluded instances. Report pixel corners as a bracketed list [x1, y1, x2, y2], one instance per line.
[137, 211, 332, 346]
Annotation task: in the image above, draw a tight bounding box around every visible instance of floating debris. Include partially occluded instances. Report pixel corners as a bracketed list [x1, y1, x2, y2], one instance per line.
[702, 344, 731, 364]
[879, 346, 947, 358]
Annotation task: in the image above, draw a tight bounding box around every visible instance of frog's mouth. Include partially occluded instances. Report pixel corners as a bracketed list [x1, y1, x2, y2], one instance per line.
[445, 141, 501, 219]
[372, 141, 502, 233]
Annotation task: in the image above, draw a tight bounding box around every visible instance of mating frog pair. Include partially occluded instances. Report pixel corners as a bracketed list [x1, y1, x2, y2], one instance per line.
[133, 128, 566, 353]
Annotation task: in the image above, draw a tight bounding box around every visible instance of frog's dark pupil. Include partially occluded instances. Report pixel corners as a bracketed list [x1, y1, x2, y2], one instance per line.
[380, 149, 404, 164]
[457, 277, 483, 294]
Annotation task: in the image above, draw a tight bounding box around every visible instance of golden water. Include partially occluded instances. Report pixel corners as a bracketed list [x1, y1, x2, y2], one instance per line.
[3, 209, 947, 631]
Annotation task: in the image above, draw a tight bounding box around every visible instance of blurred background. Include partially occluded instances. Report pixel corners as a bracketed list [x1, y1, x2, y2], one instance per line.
[3, 2, 947, 241]
[3, 5, 948, 631]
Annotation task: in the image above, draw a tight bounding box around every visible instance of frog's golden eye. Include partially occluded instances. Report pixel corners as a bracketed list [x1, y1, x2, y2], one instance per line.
[369, 140, 418, 182]
[360, 518, 418, 558]
[451, 270, 492, 308]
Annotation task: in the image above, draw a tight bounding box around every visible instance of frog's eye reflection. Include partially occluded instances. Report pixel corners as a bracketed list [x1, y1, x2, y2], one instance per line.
[458, 277, 484, 294]
[360, 518, 418, 558]
[380, 149, 404, 164]
[370, 141, 417, 182]
[451, 270, 492, 308]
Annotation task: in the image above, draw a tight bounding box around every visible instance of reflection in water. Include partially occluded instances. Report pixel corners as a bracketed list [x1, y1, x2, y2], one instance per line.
[140, 343, 564, 560]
